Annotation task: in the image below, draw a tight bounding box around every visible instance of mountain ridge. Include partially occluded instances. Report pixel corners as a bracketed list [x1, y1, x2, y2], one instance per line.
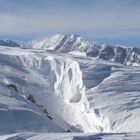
[0, 34, 140, 66]
[0, 39, 20, 47]
[30, 34, 140, 66]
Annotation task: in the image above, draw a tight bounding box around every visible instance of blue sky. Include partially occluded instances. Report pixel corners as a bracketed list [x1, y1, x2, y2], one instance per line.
[0, 0, 140, 47]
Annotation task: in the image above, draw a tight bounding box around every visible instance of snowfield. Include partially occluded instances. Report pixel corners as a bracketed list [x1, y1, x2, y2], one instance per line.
[0, 35, 140, 139]
[1, 132, 140, 140]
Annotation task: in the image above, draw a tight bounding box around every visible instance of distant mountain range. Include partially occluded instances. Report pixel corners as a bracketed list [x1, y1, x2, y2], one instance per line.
[1, 34, 140, 66]
[0, 39, 20, 47]
[31, 34, 140, 66]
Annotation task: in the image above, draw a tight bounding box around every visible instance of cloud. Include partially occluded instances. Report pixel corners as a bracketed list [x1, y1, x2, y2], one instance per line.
[0, 0, 140, 40]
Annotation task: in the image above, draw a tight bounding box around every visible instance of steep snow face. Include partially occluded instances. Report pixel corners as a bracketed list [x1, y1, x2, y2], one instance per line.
[19, 54, 104, 133]
[0, 47, 103, 133]
[30, 34, 140, 66]
[21, 55, 84, 103]
[0, 54, 65, 134]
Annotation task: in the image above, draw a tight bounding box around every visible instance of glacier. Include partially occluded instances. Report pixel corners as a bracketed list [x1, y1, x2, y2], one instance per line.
[0, 35, 140, 139]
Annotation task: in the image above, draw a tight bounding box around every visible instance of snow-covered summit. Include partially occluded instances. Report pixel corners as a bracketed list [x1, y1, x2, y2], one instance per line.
[31, 34, 89, 51]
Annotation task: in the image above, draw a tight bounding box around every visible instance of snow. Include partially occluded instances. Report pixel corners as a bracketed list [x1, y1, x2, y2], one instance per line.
[31, 34, 65, 50]
[30, 34, 140, 66]
[0, 37, 140, 139]
[1, 132, 140, 140]
[68, 51, 86, 57]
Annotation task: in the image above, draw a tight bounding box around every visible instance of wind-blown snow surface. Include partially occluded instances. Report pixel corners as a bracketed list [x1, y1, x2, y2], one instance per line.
[1, 132, 140, 140]
[0, 45, 140, 139]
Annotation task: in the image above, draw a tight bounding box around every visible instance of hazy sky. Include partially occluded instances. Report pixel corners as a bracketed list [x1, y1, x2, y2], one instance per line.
[0, 0, 140, 47]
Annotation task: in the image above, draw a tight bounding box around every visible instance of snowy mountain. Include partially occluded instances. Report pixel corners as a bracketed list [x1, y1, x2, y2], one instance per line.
[0, 39, 20, 47]
[0, 35, 140, 139]
[31, 34, 140, 66]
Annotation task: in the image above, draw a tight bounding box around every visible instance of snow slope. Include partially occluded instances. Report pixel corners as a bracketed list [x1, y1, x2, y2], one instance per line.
[0, 37, 140, 139]
[1, 132, 140, 140]
[0, 47, 102, 133]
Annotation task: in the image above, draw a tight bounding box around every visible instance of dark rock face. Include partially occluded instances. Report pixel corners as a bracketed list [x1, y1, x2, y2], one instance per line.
[7, 84, 18, 91]
[114, 47, 126, 63]
[85, 42, 140, 65]
[98, 45, 114, 60]
[86, 44, 101, 57]
[125, 50, 140, 65]
[26, 94, 36, 104]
